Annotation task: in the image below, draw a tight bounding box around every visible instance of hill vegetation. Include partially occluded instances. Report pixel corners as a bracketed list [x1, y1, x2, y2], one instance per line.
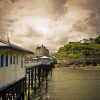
[53, 36, 100, 66]
[56, 43, 100, 58]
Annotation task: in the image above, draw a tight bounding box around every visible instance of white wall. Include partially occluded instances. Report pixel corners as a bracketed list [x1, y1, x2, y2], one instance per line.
[0, 54, 26, 89]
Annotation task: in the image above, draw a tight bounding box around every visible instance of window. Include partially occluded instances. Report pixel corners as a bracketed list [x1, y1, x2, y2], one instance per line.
[13, 56, 15, 64]
[1, 55, 4, 67]
[16, 56, 18, 64]
[5, 55, 8, 66]
[0, 55, 1, 67]
[21, 60, 23, 68]
[10, 56, 12, 64]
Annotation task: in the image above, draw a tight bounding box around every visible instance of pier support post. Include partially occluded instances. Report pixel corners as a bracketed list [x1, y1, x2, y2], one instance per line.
[27, 69, 31, 100]
[31, 69, 33, 89]
[34, 68, 37, 94]
[38, 68, 41, 88]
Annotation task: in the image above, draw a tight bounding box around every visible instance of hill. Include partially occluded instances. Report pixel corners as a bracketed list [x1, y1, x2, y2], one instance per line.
[53, 41, 100, 67]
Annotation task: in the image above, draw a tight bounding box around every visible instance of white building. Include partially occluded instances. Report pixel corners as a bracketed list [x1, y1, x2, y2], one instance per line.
[80, 38, 95, 44]
[0, 40, 33, 90]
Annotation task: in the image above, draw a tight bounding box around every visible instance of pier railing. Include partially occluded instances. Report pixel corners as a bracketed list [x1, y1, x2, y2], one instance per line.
[25, 61, 41, 68]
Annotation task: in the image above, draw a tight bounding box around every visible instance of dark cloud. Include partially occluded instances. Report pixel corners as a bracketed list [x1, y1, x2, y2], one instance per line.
[86, 0, 100, 34]
[50, 0, 68, 18]
[10, 0, 17, 3]
[87, 17, 100, 34]
[73, 21, 87, 32]
[84, 0, 100, 11]
[72, 0, 100, 36]
[67, 0, 100, 11]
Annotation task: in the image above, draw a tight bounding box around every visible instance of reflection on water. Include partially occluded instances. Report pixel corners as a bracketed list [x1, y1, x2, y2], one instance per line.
[34, 71, 52, 100]
[35, 68, 100, 100]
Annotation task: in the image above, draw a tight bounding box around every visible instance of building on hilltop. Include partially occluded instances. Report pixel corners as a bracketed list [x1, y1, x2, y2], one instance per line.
[80, 35, 100, 44]
[80, 38, 95, 44]
[35, 45, 49, 57]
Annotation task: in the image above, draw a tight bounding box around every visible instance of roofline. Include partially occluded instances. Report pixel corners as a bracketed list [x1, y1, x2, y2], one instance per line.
[0, 40, 34, 54]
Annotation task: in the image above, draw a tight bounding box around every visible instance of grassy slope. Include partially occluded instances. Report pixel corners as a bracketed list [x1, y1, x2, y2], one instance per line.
[54, 43, 100, 59]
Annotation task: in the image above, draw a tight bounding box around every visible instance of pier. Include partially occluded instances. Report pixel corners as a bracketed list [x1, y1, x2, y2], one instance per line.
[0, 40, 55, 100]
[0, 64, 54, 100]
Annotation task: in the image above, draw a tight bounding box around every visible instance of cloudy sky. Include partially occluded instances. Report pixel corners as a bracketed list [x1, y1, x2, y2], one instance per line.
[0, 0, 100, 53]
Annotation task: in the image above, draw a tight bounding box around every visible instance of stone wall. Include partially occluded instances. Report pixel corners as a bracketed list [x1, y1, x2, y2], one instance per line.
[56, 57, 100, 67]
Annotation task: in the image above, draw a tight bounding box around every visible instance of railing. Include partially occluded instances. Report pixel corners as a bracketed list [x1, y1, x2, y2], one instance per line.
[40, 61, 51, 65]
[0, 77, 26, 100]
[25, 61, 41, 68]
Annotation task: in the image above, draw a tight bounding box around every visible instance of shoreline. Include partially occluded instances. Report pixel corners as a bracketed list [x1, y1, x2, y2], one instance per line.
[77, 66, 100, 70]
[55, 64, 100, 70]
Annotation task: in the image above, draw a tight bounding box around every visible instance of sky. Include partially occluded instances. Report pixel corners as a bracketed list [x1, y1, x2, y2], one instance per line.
[0, 0, 100, 53]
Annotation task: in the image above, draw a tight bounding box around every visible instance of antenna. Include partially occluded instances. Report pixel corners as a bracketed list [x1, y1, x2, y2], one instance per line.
[7, 33, 10, 44]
